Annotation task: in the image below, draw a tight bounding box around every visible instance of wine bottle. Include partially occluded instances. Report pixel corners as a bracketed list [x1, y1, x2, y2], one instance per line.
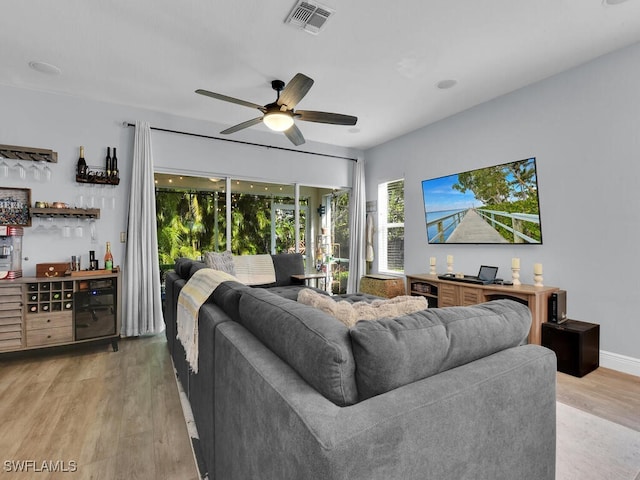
[104, 241, 113, 271]
[106, 147, 112, 177]
[112, 147, 118, 179]
[77, 146, 87, 177]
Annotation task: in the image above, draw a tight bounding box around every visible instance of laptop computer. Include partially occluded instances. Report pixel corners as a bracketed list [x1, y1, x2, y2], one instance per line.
[438, 265, 499, 285]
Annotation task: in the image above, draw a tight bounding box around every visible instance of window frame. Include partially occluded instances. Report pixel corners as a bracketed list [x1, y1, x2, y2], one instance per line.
[377, 178, 405, 274]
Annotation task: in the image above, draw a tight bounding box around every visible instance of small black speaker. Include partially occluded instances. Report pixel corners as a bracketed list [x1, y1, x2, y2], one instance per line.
[548, 290, 567, 324]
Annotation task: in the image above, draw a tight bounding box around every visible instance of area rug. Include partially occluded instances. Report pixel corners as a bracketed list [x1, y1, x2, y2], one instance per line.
[557, 402, 640, 480]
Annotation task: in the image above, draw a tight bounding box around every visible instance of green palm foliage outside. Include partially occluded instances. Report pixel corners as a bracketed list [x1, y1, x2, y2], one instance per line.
[156, 189, 306, 263]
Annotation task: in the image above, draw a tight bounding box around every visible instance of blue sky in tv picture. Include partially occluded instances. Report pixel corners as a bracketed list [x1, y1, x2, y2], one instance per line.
[422, 157, 542, 244]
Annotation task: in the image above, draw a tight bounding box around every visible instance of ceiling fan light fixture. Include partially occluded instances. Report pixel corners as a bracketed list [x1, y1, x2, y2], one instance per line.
[263, 111, 294, 131]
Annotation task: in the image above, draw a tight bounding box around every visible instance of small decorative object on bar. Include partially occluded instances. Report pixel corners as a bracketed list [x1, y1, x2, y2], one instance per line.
[446, 255, 454, 274]
[112, 147, 118, 178]
[429, 256, 437, 275]
[0, 226, 24, 279]
[75, 145, 120, 185]
[533, 263, 544, 287]
[511, 257, 521, 286]
[104, 241, 113, 271]
[105, 147, 112, 177]
[77, 146, 87, 177]
[0, 187, 31, 226]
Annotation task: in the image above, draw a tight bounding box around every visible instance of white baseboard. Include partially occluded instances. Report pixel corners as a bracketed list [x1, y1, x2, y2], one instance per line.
[600, 350, 640, 377]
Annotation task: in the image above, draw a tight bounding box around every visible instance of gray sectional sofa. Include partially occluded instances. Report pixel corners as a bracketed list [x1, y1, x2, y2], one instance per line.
[165, 255, 556, 480]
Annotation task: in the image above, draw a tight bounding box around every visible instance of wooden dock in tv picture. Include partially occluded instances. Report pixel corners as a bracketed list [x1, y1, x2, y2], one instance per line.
[406, 273, 559, 345]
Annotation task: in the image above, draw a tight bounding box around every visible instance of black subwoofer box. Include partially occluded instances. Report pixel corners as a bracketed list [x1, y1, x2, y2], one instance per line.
[541, 319, 599, 377]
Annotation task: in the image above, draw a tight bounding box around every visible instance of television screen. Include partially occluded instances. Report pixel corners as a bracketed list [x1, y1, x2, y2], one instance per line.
[422, 157, 542, 244]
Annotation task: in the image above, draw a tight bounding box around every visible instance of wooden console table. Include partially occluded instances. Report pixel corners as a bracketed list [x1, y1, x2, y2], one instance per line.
[406, 273, 559, 345]
[0, 271, 121, 354]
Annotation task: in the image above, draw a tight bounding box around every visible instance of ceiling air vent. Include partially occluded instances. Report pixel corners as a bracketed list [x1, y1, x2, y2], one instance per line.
[285, 1, 335, 35]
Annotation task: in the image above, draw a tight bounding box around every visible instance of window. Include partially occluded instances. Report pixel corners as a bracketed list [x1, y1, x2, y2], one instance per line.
[377, 179, 404, 273]
[154, 174, 350, 291]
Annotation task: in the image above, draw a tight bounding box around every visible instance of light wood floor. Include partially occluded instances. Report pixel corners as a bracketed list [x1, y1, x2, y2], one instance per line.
[2, 334, 638, 480]
[0, 335, 199, 480]
[557, 366, 640, 432]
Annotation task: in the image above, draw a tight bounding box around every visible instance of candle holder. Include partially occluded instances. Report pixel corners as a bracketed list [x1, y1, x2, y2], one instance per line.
[447, 259, 454, 274]
[429, 263, 437, 275]
[533, 263, 543, 287]
[511, 267, 521, 286]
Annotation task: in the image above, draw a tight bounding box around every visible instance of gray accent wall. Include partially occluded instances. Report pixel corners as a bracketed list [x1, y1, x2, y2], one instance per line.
[365, 41, 640, 366]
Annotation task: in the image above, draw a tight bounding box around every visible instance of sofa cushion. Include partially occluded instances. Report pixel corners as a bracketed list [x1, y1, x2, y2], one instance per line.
[264, 285, 329, 301]
[298, 288, 428, 328]
[237, 288, 359, 406]
[271, 253, 305, 286]
[349, 299, 532, 400]
[189, 261, 208, 279]
[212, 280, 249, 323]
[175, 257, 196, 279]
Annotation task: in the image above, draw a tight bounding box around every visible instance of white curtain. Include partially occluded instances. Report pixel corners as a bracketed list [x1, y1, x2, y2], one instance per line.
[347, 158, 366, 294]
[122, 121, 164, 336]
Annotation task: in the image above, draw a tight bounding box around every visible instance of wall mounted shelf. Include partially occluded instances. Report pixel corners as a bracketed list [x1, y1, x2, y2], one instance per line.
[0, 144, 57, 163]
[31, 207, 100, 219]
[76, 174, 120, 186]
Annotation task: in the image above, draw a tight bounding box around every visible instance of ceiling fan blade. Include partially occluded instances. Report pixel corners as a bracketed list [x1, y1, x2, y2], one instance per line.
[296, 110, 358, 125]
[277, 73, 314, 109]
[196, 89, 265, 111]
[283, 124, 305, 146]
[220, 117, 264, 135]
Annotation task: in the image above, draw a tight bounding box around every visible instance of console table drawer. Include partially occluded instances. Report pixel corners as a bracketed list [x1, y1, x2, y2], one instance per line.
[460, 287, 483, 306]
[26, 325, 73, 347]
[439, 284, 457, 307]
[26, 312, 72, 331]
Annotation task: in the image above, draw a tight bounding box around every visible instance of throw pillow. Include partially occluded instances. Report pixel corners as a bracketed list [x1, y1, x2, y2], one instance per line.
[203, 251, 236, 276]
[297, 288, 428, 328]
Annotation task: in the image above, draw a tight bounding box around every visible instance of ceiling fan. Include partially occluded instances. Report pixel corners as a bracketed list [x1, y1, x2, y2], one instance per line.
[196, 73, 357, 146]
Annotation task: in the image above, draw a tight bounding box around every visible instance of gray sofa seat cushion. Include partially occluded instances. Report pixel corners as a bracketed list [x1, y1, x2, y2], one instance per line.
[237, 288, 359, 406]
[263, 285, 329, 301]
[350, 299, 532, 400]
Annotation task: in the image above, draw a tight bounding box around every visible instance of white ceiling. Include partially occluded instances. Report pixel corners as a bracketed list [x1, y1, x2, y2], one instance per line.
[2, 0, 640, 150]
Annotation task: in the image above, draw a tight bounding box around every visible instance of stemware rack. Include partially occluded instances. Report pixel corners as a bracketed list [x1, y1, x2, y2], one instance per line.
[0, 144, 57, 163]
[31, 207, 100, 219]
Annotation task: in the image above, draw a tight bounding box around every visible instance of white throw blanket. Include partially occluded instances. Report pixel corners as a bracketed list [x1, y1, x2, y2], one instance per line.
[177, 269, 238, 373]
[233, 254, 276, 285]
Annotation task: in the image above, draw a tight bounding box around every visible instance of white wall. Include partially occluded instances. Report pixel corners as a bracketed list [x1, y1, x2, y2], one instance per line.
[365, 42, 640, 368]
[0, 85, 359, 277]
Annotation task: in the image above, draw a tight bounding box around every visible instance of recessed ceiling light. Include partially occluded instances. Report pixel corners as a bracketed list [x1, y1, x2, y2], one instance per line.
[436, 79, 457, 90]
[603, 0, 630, 4]
[28, 61, 62, 75]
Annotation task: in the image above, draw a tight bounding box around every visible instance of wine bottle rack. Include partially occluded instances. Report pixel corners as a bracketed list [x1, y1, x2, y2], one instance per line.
[76, 173, 120, 186]
[26, 280, 74, 314]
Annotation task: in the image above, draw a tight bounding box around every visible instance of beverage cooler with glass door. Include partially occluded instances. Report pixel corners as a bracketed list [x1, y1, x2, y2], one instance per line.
[74, 278, 117, 341]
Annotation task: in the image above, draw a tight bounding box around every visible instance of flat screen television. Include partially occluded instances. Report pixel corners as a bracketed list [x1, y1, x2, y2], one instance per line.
[422, 157, 542, 244]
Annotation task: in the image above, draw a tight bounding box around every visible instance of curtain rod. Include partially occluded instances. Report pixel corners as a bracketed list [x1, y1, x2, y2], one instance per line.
[123, 122, 357, 162]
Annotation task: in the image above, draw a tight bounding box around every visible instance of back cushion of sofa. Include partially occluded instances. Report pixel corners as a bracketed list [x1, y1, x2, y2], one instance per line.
[270, 253, 304, 286]
[174, 257, 195, 279]
[237, 288, 359, 406]
[212, 281, 250, 322]
[350, 299, 532, 400]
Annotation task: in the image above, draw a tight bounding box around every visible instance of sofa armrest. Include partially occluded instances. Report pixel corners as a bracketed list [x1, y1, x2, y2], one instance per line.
[214, 322, 556, 480]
